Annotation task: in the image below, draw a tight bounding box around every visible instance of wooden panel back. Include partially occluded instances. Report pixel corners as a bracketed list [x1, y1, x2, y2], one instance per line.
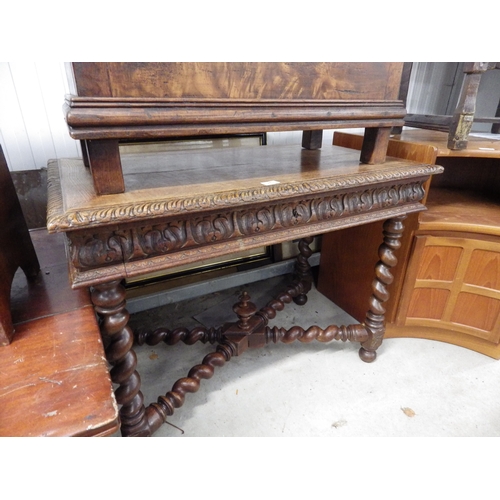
[72, 62, 403, 101]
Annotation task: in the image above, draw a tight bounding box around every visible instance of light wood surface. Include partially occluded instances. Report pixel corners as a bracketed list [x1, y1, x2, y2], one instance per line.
[392, 128, 500, 157]
[420, 188, 500, 236]
[398, 232, 500, 337]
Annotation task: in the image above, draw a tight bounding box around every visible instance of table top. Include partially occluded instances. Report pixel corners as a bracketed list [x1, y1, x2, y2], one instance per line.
[46, 143, 442, 289]
[47, 144, 442, 233]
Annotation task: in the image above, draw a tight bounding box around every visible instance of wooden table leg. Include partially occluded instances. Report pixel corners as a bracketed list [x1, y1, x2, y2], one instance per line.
[91, 280, 152, 436]
[85, 139, 125, 195]
[359, 215, 406, 362]
[360, 127, 392, 164]
[302, 130, 323, 150]
[292, 236, 314, 305]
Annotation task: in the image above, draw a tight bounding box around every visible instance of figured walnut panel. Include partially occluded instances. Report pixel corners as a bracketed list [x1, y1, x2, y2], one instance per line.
[72, 62, 403, 101]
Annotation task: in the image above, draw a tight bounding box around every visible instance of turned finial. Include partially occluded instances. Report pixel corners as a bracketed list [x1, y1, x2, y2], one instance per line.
[233, 291, 257, 330]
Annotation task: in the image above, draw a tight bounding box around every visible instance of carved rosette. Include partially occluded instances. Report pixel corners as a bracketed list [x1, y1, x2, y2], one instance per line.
[68, 181, 425, 271]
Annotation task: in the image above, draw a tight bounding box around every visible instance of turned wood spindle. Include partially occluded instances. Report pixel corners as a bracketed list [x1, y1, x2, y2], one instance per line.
[293, 236, 314, 305]
[359, 215, 406, 363]
[233, 291, 257, 330]
[91, 280, 151, 436]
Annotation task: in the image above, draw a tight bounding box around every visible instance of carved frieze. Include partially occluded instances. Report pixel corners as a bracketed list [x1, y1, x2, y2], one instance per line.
[68, 181, 425, 271]
[46, 159, 441, 232]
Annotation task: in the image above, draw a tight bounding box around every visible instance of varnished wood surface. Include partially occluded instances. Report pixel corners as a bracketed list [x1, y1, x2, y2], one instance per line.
[397, 232, 500, 345]
[420, 188, 500, 236]
[0, 308, 118, 436]
[319, 130, 500, 357]
[0, 229, 119, 436]
[65, 97, 406, 141]
[72, 63, 404, 101]
[47, 144, 441, 232]
[385, 324, 500, 359]
[65, 63, 408, 195]
[336, 127, 500, 158]
[333, 130, 439, 166]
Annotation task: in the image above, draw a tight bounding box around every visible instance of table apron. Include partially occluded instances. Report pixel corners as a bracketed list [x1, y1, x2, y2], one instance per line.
[64, 184, 427, 289]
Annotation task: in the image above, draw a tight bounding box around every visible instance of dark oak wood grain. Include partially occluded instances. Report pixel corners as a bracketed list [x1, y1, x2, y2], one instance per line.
[49, 63, 445, 436]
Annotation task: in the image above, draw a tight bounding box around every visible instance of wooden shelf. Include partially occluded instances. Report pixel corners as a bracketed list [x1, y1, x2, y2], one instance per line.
[421, 188, 500, 236]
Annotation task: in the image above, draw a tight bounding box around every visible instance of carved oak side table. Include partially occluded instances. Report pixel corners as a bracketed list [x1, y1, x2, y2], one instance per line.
[46, 143, 442, 436]
[47, 63, 443, 436]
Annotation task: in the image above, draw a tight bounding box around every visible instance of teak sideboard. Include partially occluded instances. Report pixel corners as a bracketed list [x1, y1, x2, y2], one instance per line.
[318, 128, 500, 358]
[47, 63, 442, 436]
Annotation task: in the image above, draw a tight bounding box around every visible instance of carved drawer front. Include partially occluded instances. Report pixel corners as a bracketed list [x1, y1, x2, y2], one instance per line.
[400, 234, 500, 343]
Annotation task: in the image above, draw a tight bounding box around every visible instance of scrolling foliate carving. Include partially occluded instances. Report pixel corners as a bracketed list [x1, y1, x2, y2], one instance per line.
[68, 232, 126, 269]
[132, 222, 188, 256]
[47, 160, 441, 232]
[70, 182, 425, 270]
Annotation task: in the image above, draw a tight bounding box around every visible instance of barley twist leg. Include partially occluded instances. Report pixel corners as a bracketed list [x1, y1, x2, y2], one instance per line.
[265, 324, 369, 344]
[293, 236, 314, 305]
[135, 326, 223, 346]
[91, 280, 151, 436]
[359, 215, 406, 363]
[145, 341, 238, 432]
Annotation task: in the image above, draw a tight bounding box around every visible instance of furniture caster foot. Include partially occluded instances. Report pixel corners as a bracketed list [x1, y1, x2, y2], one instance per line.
[359, 347, 377, 363]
